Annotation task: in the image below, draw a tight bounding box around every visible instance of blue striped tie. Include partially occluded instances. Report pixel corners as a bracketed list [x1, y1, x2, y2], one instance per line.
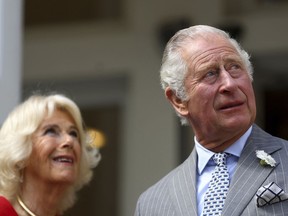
[202, 152, 230, 216]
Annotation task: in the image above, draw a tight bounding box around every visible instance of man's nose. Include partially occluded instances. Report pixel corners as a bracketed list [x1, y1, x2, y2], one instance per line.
[218, 68, 237, 93]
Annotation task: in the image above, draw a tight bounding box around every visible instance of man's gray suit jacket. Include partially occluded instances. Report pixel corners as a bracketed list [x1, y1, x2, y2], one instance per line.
[135, 124, 288, 216]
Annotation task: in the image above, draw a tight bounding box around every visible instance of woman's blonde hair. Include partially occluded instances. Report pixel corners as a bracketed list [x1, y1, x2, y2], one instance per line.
[0, 94, 100, 213]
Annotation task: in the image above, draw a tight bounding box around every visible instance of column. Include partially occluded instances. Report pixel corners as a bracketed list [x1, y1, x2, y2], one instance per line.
[0, 0, 22, 124]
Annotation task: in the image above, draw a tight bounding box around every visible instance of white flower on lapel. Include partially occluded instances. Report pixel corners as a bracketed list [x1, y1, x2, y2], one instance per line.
[256, 150, 276, 167]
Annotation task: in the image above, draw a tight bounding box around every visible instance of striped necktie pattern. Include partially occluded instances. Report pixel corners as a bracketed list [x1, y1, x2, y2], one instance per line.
[202, 152, 230, 216]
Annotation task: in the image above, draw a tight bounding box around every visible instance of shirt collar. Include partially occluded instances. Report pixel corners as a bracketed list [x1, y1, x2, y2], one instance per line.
[195, 126, 252, 175]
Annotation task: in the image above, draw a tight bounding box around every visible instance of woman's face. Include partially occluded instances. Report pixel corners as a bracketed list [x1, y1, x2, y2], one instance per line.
[25, 108, 82, 185]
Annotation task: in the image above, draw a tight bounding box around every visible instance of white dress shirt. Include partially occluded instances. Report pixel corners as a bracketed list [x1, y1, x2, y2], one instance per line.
[195, 127, 252, 216]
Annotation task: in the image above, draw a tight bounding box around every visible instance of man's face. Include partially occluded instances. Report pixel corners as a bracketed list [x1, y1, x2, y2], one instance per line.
[181, 36, 256, 150]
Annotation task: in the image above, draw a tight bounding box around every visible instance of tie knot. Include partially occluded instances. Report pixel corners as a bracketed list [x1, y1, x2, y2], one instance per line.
[213, 152, 229, 166]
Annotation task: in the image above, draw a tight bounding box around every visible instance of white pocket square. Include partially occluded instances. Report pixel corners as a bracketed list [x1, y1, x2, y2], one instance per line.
[256, 182, 288, 207]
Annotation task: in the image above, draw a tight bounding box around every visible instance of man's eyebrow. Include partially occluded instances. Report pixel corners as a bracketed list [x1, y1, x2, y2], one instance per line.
[197, 62, 218, 72]
[222, 55, 243, 62]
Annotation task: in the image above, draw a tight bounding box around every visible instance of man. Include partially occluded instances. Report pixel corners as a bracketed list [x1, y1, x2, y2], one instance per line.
[134, 25, 288, 216]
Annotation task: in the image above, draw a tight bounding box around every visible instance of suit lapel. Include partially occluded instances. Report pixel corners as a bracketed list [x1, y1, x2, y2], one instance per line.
[169, 148, 198, 216]
[222, 125, 282, 216]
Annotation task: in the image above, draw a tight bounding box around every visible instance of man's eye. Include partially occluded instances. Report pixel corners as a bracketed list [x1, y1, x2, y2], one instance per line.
[226, 63, 243, 77]
[200, 69, 219, 84]
[225, 61, 243, 71]
[229, 64, 240, 70]
[203, 70, 218, 81]
[206, 71, 217, 77]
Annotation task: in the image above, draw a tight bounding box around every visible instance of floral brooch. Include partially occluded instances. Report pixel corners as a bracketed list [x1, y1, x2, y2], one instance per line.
[256, 150, 276, 167]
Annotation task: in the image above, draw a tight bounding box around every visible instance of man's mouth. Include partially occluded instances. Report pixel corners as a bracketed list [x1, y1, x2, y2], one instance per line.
[219, 102, 244, 110]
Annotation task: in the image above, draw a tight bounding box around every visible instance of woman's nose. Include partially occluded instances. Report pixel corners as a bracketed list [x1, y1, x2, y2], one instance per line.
[60, 134, 73, 149]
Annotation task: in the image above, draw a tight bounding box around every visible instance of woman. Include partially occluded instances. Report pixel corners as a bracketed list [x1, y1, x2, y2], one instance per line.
[0, 94, 101, 216]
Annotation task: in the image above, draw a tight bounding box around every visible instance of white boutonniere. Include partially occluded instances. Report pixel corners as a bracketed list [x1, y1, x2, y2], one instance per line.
[256, 150, 276, 167]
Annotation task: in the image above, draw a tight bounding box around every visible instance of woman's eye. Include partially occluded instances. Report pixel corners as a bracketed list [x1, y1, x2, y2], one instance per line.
[44, 128, 57, 135]
[70, 130, 79, 138]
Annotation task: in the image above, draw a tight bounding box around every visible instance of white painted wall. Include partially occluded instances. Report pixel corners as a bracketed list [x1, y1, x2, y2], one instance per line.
[23, 1, 288, 215]
[0, 0, 22, 124]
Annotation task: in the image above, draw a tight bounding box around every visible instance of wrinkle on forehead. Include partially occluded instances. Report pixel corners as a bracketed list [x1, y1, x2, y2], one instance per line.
[182, 38, 240, 74]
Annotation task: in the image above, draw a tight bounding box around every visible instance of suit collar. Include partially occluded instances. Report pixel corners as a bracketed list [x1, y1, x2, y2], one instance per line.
[196, 126, 252, 175]
[168, 149, 198, 216]
[222, 124, 282, 215]
[167, 124, 282, 216]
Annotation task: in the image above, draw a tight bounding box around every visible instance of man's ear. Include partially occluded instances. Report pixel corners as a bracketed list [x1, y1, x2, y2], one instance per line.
[165, 87, 188, 116]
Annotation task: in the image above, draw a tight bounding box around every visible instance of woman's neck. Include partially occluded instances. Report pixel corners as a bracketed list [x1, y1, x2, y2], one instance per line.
[15, 180, 69, 216]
